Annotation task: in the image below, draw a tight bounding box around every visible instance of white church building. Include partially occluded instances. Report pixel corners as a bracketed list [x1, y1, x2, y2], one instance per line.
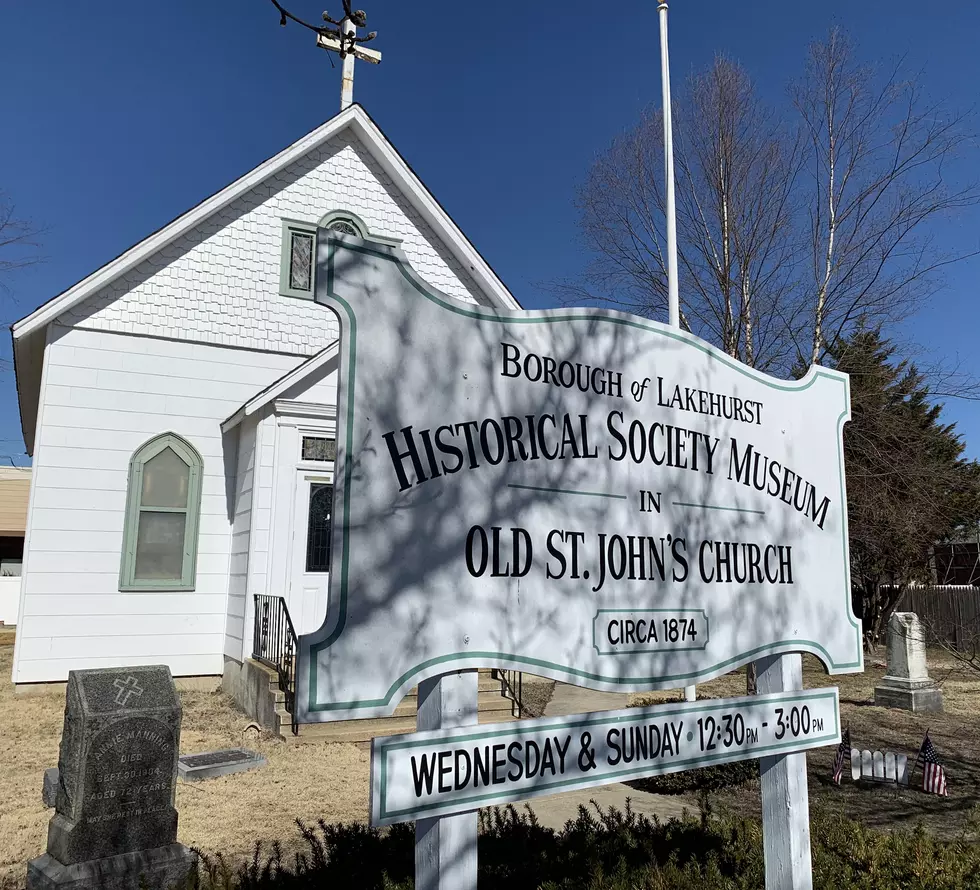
[9, 105, 521, 709]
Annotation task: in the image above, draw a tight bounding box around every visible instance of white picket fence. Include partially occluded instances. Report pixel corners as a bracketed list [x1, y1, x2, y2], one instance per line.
[849, 748, 909, 785]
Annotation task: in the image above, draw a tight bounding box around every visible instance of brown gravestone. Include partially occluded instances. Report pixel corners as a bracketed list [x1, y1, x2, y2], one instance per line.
[27, 666, 196, 890]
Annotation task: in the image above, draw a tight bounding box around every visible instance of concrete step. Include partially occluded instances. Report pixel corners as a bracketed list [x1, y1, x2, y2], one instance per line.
[269, 679, 502, 698]
[286, 709, 520, 745]
[277, 688, 515, 732]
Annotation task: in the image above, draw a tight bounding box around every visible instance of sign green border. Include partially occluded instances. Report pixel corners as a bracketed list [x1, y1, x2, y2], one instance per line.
[303, 237, 861, 716]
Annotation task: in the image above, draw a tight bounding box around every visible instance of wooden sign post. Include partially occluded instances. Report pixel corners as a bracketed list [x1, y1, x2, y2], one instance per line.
[757, 654, 813, 889]
[414, 672, 478, 890]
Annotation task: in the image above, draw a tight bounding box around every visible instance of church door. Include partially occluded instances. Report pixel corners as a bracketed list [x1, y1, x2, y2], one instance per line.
[288, 473, 333, 635]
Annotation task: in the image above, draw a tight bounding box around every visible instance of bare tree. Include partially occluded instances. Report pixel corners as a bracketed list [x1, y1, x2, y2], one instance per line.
[564, 29, 980, 376]
[0, 190, 43, 289]
[792, 28, 980, 366]
[569, 56, 802, 373]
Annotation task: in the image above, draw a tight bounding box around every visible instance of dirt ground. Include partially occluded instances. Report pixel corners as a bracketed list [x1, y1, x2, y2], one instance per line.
[0, 638, 370, 890]
[629, 650, 980, 839]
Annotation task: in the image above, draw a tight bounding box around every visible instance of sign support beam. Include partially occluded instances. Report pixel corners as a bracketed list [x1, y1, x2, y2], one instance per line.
[415, 670, 479, 890]
[757, 653, 813, 889]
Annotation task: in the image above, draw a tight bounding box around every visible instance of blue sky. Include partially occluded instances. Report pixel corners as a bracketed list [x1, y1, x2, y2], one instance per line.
[1, 0, 978, 465]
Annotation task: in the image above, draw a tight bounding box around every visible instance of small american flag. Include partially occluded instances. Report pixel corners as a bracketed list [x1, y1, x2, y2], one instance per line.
[832, 727, 851, 784]
[918, 734, 948, 796]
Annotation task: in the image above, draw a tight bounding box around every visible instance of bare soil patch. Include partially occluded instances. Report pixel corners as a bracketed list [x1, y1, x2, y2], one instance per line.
[629, 651, 980, 839]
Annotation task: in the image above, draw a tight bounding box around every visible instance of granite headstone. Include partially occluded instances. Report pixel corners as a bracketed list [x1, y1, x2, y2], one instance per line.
[27, 665, 197, 890]
[873, 611, 944, 713]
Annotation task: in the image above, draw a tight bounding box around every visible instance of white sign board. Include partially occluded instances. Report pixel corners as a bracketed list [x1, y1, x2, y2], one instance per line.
[370, 688, 840, 826]
[296, 237, 862, 723]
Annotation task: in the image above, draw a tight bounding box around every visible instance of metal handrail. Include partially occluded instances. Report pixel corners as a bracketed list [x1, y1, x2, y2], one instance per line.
[494, 668, 525, 718]
[252, 594, 299, 735]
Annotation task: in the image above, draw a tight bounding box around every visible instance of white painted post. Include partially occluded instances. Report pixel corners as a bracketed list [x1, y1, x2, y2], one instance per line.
[415, 671, 479, 890]
[340, 18, 356, 110]
[756, 654, 813, 890]
[661, 0, 691, 708]
[656, 0, 680, 330]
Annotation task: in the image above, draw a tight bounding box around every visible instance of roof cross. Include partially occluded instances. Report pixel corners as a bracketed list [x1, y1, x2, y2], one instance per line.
[271, 1, 382, 112]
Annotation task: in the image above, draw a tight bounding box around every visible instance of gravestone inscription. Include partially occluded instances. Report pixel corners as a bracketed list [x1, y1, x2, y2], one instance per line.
[27, 665, 197, 890]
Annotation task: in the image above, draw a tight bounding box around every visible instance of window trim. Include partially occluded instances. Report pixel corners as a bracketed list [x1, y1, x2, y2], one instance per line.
[119, 433, 203, 592]
[279, 210, 403, 300]
[279, 219, 318, 300]
[317, 209, 367, 237]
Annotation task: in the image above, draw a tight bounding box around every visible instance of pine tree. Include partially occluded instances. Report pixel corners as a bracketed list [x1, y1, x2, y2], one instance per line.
[828, 328, 980, 645]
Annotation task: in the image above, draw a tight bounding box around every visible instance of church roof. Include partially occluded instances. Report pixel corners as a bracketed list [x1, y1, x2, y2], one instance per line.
[10, 104, 521, 455]
[220, 341, 340, 433]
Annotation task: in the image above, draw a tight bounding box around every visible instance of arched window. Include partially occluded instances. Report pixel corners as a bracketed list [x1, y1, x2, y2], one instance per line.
[119, 433, 203, 590]
[318, 209, 367, 238]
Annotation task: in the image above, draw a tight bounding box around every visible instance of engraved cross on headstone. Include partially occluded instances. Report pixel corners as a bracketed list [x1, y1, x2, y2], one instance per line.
[113, 675, 144, 707]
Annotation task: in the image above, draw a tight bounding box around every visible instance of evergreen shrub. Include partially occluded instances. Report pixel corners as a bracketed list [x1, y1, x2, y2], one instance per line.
[191, 801, 980, 890]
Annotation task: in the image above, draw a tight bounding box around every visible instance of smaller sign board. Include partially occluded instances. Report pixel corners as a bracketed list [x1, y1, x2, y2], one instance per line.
[370, 688, 839, 826]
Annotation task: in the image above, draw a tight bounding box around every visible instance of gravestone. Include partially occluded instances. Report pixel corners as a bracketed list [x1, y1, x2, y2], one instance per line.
[27, 665, 197, 890]
[177, 748, 267, 782]
[874, 612, 944, 714]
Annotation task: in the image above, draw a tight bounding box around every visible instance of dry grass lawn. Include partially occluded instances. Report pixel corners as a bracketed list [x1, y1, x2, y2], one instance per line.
[5, 630, 980, 888]
[0, 639, 369, 890]
[630, 649, 980, 839]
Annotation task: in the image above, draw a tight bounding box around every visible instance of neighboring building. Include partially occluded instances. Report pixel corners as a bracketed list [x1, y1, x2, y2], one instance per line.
[932, 541, 980, 586]
[10, 105, 520, 692]
[0, 466, 30, 624]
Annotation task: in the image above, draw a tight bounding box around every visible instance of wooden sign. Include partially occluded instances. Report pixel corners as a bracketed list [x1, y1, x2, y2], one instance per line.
[297, 231, 863, 722]
[371, 688, 840, 826]
[295, 236, 861, 723]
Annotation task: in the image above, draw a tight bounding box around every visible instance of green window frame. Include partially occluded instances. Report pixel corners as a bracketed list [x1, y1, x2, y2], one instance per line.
[279, 219, 319, 299]
[280, 211, 389, 300]
[119, 433, 203, 591]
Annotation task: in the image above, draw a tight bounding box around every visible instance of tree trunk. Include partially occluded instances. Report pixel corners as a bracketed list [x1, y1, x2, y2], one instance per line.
[746, 662, 758, 695]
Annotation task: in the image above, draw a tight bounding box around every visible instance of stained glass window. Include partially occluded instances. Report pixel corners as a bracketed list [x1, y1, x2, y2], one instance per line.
[289, 231, 314, 292]
[302, 436, 336, 462]
[328, 220, 359, 236]
[306, 484, 333, 573]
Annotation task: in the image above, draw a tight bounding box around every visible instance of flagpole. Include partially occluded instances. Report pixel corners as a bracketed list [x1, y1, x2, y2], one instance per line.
[657, 0, 692, 703]
[657, 0, 680, 330]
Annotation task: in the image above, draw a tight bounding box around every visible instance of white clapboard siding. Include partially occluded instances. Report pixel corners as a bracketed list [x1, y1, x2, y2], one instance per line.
[21, 593, 230, 617]
[13, 325, 301, 683]
[25, 613, 226, 638]
[15, 653, 225, 683]
[16, 120, 500, 684]
[17, 630, 222, 662]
